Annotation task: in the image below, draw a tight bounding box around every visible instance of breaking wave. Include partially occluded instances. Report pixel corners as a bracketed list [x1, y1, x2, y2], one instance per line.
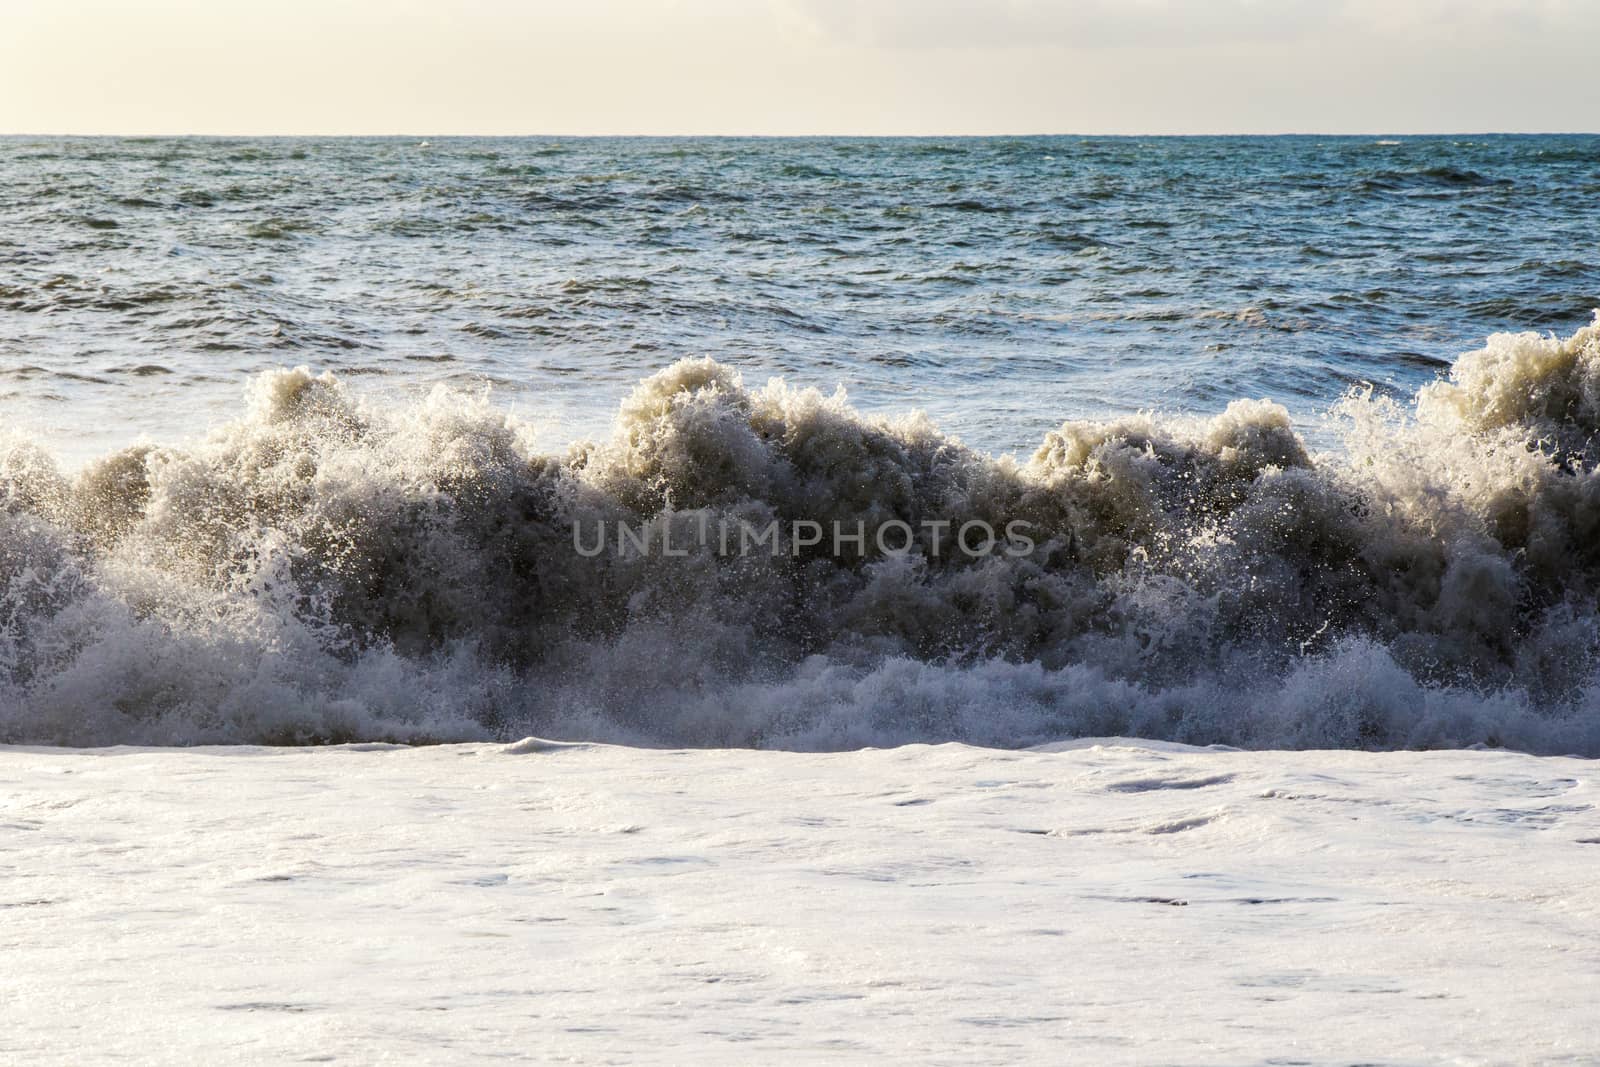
[6, 317, 1600, 753]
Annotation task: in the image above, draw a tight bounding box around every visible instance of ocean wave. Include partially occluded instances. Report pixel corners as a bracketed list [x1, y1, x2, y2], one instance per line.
[5, 318, 1600, 752]
[1356, 167, 1513, 194]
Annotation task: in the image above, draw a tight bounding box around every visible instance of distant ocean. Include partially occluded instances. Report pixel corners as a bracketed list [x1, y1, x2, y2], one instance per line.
[3, 134, 1599, 752]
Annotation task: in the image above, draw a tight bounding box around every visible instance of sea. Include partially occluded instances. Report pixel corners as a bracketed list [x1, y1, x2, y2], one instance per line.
[3, 134, 1600, 752]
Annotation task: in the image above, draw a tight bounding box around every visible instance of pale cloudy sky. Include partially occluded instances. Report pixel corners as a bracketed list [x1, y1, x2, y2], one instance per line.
[2, 0, 1596, 135]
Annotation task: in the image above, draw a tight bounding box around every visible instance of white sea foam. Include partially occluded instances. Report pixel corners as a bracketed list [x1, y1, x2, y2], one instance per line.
[5, 318, 1600, 751]
[4, 741, 1595, 1062]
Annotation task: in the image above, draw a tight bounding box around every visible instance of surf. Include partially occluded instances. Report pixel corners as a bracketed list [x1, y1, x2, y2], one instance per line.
[3, 317, 1600, 753]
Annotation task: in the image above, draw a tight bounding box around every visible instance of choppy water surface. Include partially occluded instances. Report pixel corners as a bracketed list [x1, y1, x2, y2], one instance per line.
[5, 135, 1600, 752]
[5, 134, 1598, 461]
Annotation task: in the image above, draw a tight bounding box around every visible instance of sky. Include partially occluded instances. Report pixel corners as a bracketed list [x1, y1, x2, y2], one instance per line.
[2, 0, 1597, 136]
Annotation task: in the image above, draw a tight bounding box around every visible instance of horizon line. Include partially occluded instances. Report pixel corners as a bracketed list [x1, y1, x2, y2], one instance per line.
[5, 130, 1600, 140]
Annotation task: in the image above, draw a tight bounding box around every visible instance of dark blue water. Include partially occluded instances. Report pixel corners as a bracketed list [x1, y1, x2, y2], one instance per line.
[4, 134, 1598, 463]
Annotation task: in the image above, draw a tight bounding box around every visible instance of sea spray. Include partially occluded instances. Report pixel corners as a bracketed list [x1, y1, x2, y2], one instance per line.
[4, 319, 1600, 753]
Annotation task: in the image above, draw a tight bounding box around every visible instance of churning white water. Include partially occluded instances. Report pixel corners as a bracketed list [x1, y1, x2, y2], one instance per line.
[4, 319, 1600, 752]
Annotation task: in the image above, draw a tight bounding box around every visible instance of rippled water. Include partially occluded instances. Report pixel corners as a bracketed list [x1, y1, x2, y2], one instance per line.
[6, 134, 1598, 463]
[7, 135, 1600, 751]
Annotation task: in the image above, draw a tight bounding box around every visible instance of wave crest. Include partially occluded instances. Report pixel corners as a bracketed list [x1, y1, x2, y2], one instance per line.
[5, 316, 1600, 752]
